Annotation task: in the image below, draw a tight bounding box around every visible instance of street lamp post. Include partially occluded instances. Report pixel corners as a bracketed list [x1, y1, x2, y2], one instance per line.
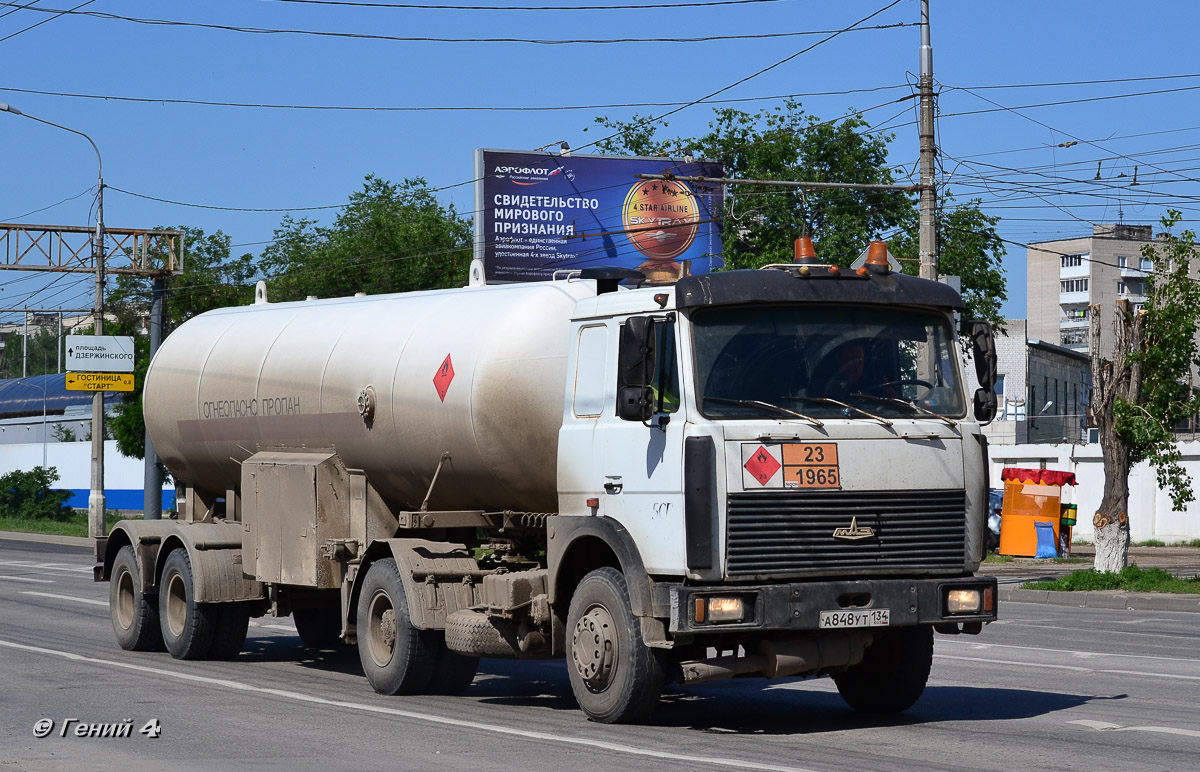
[18, 379, 48, 470]
[2, 101, 107, 539]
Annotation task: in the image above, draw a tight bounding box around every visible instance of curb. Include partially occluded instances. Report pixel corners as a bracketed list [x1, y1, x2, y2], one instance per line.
[0, 531, 93, 549]
[1000, 586, 1200, 613]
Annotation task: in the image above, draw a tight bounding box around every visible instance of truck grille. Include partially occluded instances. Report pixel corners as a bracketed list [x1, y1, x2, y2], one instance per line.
[726, 489, 966, 577]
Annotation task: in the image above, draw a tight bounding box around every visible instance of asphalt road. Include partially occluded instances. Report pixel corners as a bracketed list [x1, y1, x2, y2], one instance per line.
[2, 537, 1198, 772]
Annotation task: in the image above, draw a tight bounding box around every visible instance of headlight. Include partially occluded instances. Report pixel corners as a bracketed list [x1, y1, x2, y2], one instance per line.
[947, 588, 982, 614]
[694, 596, 746, 623]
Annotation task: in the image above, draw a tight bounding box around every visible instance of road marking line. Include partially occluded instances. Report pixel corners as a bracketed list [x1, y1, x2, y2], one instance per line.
[19, 591, 107, 607]
[936, 654, 1200, 681]
[1069, 719, 1200, 738]
[939, 639, 1200, 665]
[0, 559, 92, 574]
[0, 638, 817, 772]
[0, 575, 55, 583]
[248, 621, 298, 632]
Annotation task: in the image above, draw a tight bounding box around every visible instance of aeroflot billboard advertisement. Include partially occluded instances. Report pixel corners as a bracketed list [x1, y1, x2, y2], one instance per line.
[475, 148, 724, 283]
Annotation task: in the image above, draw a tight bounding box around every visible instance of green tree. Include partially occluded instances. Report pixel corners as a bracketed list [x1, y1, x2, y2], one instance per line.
[259, 174, 472, 301]
[106, 226, 256, 460]
[0, 325, 63, 380]
[593, 102, 1007, 326]
[1090, 211, 1200, 571]
[0, 467, 73, 520]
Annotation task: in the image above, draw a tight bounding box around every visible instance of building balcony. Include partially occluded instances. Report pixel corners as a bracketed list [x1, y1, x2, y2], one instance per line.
[1059, 291, 1090, 304]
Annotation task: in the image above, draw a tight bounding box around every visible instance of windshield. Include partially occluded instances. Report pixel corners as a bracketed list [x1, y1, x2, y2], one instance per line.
[691, 305, 966, 420]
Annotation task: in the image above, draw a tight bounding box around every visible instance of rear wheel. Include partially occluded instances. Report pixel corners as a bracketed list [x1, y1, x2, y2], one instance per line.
[357, 558, 437, 695]
[110, 545, 162, 651]
[158, 549, 217, 660]
[293, 606, 344, 650]
[208, 603, 250, 660]
[566, 567, 665, 724]
[832, 625, 933, 714]
[427, 636, 479, 695]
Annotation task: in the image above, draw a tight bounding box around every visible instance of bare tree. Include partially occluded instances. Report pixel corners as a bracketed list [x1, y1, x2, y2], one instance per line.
[1089, 211, 1200, 572]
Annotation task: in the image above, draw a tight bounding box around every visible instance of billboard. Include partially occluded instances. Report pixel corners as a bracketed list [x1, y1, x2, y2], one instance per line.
[475, 149, 724, 283]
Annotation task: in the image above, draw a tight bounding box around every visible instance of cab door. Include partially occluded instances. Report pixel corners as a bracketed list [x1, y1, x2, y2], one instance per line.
[593, 315, 688, 575]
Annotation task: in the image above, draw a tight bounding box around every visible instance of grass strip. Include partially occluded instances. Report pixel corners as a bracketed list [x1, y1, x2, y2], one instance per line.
[0, 513, 130, 538]
[1023, 564, 1200, 594]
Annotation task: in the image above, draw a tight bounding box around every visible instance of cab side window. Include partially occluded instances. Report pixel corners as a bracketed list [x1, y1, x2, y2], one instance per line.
[652, 320, 680, 414]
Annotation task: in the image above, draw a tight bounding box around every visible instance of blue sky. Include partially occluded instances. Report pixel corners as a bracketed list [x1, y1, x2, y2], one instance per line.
[3, 0, 1199, 322]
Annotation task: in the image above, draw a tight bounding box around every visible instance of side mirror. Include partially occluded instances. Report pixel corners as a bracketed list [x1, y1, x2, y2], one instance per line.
[970, 321, 997, 390]
[619, 316, 656, 388]
[617, 317, 658, 423]
[618, 386, 655, 422]
[974, 387, 997, 423]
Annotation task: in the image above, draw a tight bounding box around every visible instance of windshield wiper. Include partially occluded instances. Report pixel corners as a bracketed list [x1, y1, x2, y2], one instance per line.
[703, 396, 824, 427]
[786, 396, 892, 427]
[851, 393, 959, 427]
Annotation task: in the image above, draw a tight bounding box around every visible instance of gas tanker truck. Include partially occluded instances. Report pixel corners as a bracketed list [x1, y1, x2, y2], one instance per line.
[95, 245, 999, 723]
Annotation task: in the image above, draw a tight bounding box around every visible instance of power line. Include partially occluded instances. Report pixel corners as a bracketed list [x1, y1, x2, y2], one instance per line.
[266, 0, 788, 10]
[0, 82, 911, 113]
[0, 0, 92, 44]
[2, 185, 93, 221]
[940, 83, 1200, 123]
[575, 0, 906, 155]
[950, 72, 1200, 92]
[0, 5, 909, 45]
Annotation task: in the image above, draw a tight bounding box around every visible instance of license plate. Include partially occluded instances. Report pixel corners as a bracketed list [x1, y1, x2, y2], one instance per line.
[818, 608, 890, 629]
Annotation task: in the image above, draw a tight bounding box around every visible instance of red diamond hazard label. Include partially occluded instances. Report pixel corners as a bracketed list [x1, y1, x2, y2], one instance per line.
[433, 354, 455, 402]
[744, 445, 781, 486]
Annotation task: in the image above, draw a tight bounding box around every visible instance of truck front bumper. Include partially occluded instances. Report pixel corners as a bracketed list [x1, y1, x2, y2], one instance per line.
[655, 576, 998, 635]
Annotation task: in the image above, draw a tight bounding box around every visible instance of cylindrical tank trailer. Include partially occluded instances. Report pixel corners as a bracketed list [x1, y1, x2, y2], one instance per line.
[144, 280, 595, 514]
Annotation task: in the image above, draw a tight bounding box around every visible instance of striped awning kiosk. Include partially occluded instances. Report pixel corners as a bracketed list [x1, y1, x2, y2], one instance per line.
[998, 467, 1078, 558]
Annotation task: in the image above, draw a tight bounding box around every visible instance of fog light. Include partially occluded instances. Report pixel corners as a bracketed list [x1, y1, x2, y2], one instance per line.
[947, 588, 982, 614]
[707, 596, 745, 622]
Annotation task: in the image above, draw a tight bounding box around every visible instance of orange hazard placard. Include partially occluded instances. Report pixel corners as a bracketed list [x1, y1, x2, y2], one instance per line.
[782, 443, 840, 489]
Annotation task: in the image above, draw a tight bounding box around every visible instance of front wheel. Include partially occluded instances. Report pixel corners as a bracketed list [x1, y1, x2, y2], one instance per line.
[356, 558, 437, 695]
[110, 545, 162, 651]
[566, 567, 665, 724]
[832, 625, 933, 714]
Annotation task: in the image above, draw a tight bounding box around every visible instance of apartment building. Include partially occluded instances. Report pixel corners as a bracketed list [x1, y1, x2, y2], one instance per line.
[1027, 223, 1156, 361]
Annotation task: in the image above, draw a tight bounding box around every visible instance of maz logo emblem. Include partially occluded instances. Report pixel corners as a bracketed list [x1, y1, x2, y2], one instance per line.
[832, 516, 876, 541]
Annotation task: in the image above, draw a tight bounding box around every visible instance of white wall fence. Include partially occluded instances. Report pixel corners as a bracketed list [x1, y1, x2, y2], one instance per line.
[989, 441, 1200, 542]
[0, 440, 173, 511]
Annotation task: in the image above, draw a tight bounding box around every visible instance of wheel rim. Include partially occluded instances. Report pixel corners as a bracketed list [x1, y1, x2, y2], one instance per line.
[114, 565, 135, 630]
[571, 603, 618, 691]
[365, 589, 397, 668]
[165, 569, 188, 638]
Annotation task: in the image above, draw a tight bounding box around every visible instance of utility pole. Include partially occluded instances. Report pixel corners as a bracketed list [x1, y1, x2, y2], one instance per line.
[918, 0, 938, 280]
[91, 162, 107, 540]
[143, 277, 165, 520]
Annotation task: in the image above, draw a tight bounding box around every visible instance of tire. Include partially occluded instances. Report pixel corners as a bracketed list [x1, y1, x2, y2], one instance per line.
[566, 567, 665, 724]
[158, 549, 218, 660]
[356, 558, 437, 695]
[444, 610, 522, 658]
[832, 625, 933, 714]
[208, 603, 250, 660]
[293, 606, 344, 650]
[427, 636, 479, 695]
[109, 545, 162, 651]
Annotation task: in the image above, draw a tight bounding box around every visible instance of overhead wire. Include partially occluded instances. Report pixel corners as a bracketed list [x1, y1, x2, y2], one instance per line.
[264, 0, 788, 10]
[0, 5, 909, 45]
[0, 83, 913, 113]
[0, 0, 92, 43]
